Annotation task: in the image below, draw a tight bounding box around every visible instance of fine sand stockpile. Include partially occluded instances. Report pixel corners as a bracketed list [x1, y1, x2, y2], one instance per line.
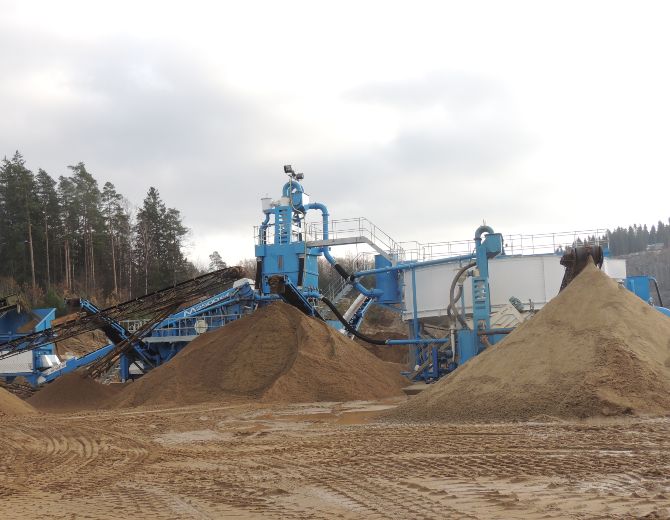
[111, 302, 407, 408]
[28, 373, 123, 412]
[0, 386, 36, 416]
[356, 332, 409, 365]
[56, 330, 109, 358]
[30, 302, 407, 411]
[385, 263, 670, 423]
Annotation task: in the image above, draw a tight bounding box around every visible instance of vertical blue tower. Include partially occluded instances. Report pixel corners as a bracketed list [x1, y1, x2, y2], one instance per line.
[254, 166, 325, 299]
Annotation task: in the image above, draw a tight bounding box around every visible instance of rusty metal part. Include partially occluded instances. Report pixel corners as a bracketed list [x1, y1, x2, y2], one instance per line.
[559, 245, 604, 291]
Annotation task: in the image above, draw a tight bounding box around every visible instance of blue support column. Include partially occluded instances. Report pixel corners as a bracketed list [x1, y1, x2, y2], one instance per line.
[119, 354, 130, 382]
[409, 267, 420, 369]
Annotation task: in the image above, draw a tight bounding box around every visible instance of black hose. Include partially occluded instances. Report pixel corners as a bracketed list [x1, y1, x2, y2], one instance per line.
[652, 278, 664, 307]
[448, 261, 476, 330]
[320, 296, 388, 345]
[446, 284, 463, 321]
[333, 263, 350, 281]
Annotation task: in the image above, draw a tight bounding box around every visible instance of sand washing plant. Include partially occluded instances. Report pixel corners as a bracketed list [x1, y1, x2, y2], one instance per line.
[1, 167, 670, 518]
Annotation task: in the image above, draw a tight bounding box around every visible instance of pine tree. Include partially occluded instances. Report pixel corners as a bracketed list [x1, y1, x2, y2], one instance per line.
[0, 152, 39, 287]
[35, 169, 61, 289]
[134, 187, 165, 294]
[101, 182, 124, 295]
[58, 175, 77, 291]
[161, 207, 189, 286]
[68, 163, 103, 295]
[208, 251, 227, 271]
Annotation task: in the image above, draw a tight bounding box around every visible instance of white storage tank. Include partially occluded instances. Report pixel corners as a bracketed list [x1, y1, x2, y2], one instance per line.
[402, 254, 626, 320]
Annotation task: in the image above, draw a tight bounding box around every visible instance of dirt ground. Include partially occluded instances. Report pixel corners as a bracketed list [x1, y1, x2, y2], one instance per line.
[1, 398, 669, 519]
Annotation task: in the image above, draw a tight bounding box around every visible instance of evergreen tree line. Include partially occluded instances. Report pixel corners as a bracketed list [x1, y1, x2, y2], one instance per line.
[607, 221, 670, 256]
[2, 148, 668, 310]
[0, 151, 197, 309]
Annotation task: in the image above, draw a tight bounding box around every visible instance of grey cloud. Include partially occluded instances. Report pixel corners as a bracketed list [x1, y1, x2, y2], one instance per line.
[343, 72, 532, 177]
[0, 25, 287, 238]
[346, 72, 502, 111]
[0, 23, 536, 260]
[388, 124, 529, 174]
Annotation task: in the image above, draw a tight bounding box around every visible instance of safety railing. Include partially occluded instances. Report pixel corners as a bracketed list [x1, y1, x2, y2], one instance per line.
[399, 239, 475, 262]
[502, 229, 609, 256]
[306, 217, 405, 257]
[400, 229, 610, 262]
[255, 216, 610, 264]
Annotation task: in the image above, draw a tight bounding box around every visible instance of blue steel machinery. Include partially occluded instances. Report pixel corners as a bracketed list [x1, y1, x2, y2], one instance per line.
[255, 166, 509, 379]
[1, 165, 668, 386]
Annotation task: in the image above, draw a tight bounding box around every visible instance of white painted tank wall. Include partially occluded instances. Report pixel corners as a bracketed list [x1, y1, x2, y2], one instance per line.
[402, 254, 626, 321]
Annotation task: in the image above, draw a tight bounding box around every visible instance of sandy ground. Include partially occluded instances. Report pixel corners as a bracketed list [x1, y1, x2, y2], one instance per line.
[1, 399, 670, 519]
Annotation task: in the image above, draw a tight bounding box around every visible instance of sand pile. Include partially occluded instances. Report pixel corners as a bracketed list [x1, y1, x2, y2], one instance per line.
[56, 330, 109, 358]
[385, 263, 670, 423]
[110, 302, 407, 408]
[0, 377, 36, 399]
[28, 372, 123, 412]
[0, 385, 36, 416]
[356, 332, 409, 365]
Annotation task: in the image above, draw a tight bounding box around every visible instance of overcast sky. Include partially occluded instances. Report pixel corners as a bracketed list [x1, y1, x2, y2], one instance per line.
[2, 1, 669, 266]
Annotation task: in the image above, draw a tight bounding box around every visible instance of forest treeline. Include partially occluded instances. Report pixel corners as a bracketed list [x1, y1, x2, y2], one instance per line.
[2, 150, 670, 313]
[0, 151, 198, 311]
[607, 222, 670, 255]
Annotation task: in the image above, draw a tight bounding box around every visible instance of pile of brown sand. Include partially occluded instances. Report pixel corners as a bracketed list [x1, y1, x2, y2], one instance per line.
[28, 372, 123, 412]
[0, 385, 36, 416]
[356, 332, 409, 365]
[385, 263, 670, 423]
[56, 330, 110, 358]
[0, 376, 37, 400]
[110, 302, 407, 408]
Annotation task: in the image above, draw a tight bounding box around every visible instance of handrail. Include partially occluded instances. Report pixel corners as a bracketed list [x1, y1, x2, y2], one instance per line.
[400, 229, 610, 262]
[306, 217, 405, 257]
[255, 217, 610, 264]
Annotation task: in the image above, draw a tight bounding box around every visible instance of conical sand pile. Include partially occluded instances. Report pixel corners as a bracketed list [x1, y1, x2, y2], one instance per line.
[0, 386, 36, 416]
[28, 372, 123, 412]
[385, 263, 670, 422]
[107, 301, 407, 408]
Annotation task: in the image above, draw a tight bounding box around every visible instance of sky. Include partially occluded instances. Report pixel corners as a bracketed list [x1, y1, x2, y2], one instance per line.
[1, 1, 669, 267]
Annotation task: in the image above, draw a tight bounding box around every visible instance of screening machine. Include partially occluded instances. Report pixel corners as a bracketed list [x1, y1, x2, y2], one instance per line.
[0, 165, 661, 386]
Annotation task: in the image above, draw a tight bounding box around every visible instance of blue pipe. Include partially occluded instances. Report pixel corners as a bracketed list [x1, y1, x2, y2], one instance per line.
[322, 246, 381, 297]
[322, 246, 338, 266]
[475, 225, 494, 240]
[386, 338, 452, 345]
[301, 200, 381, 297]
[303, 202, 329, 239]
[256, 294, 282, 301]
[258, 213, 270, 244]
[353, 252, 476, 278]
[282, 180, 305, 198]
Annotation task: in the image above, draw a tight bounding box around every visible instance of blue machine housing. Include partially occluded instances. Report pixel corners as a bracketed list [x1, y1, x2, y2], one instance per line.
[625, 276, 652, 303]
[625, 275, 670, 317]
[0, 306, 56, 385]
[255, 179, 322, 297]
[374, 255, 401, 304]
[117, 281, 257, 380]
